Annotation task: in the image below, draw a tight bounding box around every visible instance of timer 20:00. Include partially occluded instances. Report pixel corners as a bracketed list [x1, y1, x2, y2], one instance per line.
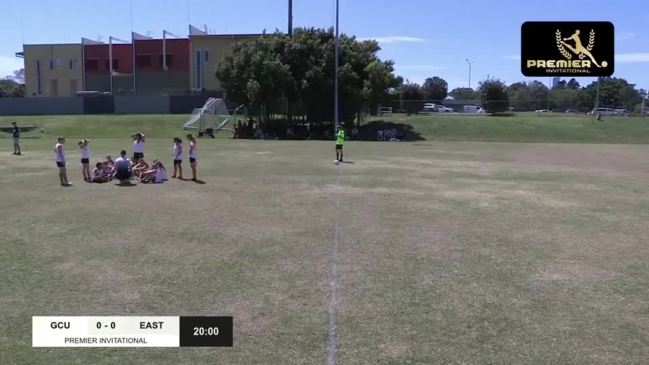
[194, 327, 219, 336]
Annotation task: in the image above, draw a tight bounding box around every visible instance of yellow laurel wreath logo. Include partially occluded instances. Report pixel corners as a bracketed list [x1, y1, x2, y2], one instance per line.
[556, 30, 572, 60]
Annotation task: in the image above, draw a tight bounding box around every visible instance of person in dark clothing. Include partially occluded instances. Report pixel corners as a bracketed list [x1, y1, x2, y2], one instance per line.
[11, 122, 21, 155]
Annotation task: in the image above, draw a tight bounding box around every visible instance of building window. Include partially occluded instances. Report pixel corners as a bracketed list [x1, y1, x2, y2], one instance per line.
[159, 54, 174, 67]
[137, 54, 152, 67]
[49, 60, 54, 70]
[85, 59, 99, 71]
[204, 50, 209, 62]
[105, 59, 120, 71]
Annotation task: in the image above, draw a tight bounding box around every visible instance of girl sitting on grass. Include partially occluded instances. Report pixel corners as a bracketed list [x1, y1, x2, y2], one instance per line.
[92, 162, 109, 183]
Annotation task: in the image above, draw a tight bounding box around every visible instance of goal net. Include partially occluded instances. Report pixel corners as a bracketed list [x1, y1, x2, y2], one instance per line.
[183, 98, 231, 132]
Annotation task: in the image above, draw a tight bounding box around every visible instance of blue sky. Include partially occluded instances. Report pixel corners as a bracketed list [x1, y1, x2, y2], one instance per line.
[1, 0, 648, 91]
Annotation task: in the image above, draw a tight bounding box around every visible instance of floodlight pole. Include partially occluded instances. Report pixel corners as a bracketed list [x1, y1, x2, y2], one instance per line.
[641, 91, 646, 117]
[288, 0, 293, 36]
[465, 59, 473, 89]
[334, 0, 340, 131]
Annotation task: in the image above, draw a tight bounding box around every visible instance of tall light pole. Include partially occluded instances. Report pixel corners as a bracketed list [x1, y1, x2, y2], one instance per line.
[641, 89, 646, 117]
[334, 0, 340, 131]
[465, 58, 474, 89]
[288, 0, 293, 36]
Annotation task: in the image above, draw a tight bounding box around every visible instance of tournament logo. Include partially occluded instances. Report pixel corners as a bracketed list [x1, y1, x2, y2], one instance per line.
[522, 21, 614, 77]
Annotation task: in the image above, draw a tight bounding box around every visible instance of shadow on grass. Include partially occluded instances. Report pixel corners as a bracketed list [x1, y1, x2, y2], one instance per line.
[356, 121, 425, 141]
[194, 180, 206, 184]
[115, 182, 137, 187]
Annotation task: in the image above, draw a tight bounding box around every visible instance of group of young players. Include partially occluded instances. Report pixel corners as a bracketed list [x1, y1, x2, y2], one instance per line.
[52, 132, 198, 187]
[8, 123, 346, 186]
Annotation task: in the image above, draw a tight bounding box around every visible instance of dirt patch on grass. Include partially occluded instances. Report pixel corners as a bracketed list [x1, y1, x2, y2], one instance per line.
[537, 262, 616, 283]
[511, 145, 649, 177]
[222, 300, 273, 337]
[378, 341, 412, 359]
[439, 186, 576, 208]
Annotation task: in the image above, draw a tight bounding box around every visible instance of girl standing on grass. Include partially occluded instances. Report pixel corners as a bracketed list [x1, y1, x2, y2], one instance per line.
[54, 136, 71, 187]
[78, 139, 91, 182]
[172, 137, 183, 179]
[131, 132, 145, 164]
[187, 134, 198, 181]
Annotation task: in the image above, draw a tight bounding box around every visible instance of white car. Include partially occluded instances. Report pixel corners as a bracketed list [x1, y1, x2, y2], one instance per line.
[437, 105, 453, 113]
[588, 107, 617, 116]
[423, 103, 437, 112]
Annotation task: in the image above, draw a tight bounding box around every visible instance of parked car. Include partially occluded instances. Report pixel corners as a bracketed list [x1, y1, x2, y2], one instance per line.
[535, 109, 550, 113]
[437, 105, 453, 113]
[463, 105, 481, 113]
[565, 109, 578, 113]
[423, 103, 437, 112]
[588, 107, 617, 116]
[614, 108, 629, 116]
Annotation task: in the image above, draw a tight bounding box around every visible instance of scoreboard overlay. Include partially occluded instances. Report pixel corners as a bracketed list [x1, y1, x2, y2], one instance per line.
[32, 316, 233, 347]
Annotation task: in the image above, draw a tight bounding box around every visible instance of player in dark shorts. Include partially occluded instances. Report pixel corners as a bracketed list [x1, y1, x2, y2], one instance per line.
[11, 121, 21, 155]
[187, 134, 198, 181]
[335, 126, 345, 162]
[54, 136, 71, 186]
[172, 137, 183, 179]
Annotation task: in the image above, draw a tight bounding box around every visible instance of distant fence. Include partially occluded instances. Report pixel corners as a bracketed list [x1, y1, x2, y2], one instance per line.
[0, 97, 83, 115]
[0, 95, 220, 116]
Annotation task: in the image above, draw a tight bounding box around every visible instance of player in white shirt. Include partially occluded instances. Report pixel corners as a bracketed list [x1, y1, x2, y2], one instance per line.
[114, 150, 133, 185]
[54, 136, 71, 187]
[131, 132, 145, 163]
[78, 139, 91, 182]
[171, 137, 183, 179]
[187, 134, 198, 182]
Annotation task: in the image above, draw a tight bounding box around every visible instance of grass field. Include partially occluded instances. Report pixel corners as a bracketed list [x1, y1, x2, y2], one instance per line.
[2, 115, 649, 364]
[2, 112, 649, 142]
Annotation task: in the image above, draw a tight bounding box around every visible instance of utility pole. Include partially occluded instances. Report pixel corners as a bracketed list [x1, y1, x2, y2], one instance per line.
[641, 90, 646, 117]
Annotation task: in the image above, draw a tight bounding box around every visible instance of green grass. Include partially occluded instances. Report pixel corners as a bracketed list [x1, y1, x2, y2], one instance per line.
[1, 116, 649, 363]
[3, 112, 649, 143]
[373, 112, 649, 143]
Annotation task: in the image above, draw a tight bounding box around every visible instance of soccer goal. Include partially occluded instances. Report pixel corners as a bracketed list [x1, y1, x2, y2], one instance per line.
[183, 98, 245, 133]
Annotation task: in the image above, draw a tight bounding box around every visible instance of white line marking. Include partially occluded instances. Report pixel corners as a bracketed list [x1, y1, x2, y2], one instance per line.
[326, 165, 342, 365]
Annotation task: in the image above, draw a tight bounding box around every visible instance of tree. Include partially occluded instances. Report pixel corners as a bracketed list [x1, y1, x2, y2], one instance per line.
[479, 79, 509, 114]
[507, 82, 532, 111]
[400, 82, 424, 115]
[216, 33, 293, 122]
[0, 78, 25, 98]
[550, 88, 579, 111]
[421, 76, 447, 101]
[363, 60, 403, 116]
[449, 87, 477, 101]
[528, 80, 549, 109]
[216, 28, 401, 127]
[567, 78, 580, 90]
[580, 77, 640, 110]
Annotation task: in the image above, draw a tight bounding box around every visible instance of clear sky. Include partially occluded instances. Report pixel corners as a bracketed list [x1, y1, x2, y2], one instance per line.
[1, 0, 648, 91]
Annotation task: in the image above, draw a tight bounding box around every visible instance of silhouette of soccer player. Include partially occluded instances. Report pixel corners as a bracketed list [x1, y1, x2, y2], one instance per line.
[561, 29, 601, 67]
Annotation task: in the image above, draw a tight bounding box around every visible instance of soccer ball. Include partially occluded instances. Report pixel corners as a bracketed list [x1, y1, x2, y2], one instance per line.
[334, 160, 339, 165]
